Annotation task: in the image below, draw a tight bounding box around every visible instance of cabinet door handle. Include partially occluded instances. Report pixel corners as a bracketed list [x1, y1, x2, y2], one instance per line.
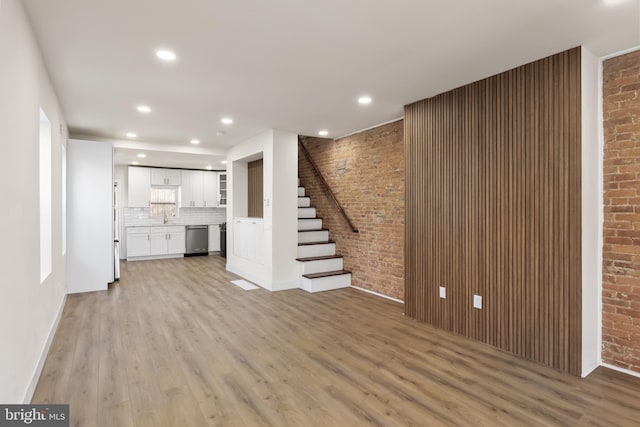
[204, 201, 206, 207]
[147, 235, 149, 240]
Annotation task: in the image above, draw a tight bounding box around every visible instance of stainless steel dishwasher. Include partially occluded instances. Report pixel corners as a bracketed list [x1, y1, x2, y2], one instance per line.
[185, 225, 208, 256]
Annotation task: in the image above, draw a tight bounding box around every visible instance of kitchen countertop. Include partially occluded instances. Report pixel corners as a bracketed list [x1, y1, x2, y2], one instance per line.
[125, 222, 224, 228]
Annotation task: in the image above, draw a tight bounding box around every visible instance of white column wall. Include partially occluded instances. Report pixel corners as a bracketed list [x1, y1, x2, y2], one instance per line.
[581, 46, 602, 377]
[226, 129, 299, 291]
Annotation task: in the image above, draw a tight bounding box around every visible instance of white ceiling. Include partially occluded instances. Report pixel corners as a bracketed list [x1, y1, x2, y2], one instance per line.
[22, 0, 640, 168]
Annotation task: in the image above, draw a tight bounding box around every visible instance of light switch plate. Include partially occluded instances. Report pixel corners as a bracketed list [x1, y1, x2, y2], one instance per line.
[473, 294, 482, 309]
[439, 286, 446, 299]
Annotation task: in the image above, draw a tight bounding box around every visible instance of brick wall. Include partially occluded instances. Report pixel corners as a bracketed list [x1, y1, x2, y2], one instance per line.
[298, 120, 404, 300]
[603, 49, 640, 373]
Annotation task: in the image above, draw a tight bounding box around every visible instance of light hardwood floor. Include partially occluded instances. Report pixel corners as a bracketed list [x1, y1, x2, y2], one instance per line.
[33, 256, 640, 426]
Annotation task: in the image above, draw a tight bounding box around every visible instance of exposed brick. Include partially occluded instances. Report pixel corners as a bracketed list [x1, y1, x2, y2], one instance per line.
[298, 121, 404, 301]
[603, 49, 640, 374]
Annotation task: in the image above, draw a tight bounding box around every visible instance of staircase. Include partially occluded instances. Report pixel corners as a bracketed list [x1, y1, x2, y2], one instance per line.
[297, 179, 351, 292]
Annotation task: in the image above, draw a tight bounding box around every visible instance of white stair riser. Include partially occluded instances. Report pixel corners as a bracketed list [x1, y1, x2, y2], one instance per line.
[298, 219, 322, 230]
[298, 207, 316, 218]
[298, 197, 311, 207]
[301, 274, 351, 293]
[299, 258, 344, 275]
[298, 230, 329, 243]
[297, 243, 336, 258]
[298, 187, 305, 197]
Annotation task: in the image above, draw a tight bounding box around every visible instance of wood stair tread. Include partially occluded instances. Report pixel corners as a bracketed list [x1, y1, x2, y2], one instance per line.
[296, 255, 343, 262]
[298, 228, 329, 232]
[298, 241, 334, 246]
[303, 270, 351, 279]
[298, 217, 322, 220]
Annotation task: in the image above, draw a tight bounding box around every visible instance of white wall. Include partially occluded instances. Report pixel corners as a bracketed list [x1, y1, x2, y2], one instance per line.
[581, 46, 601, 377]
[0, 0, 68, 402]
[226, 129, 299, 290]
[67, 140, 113, 294]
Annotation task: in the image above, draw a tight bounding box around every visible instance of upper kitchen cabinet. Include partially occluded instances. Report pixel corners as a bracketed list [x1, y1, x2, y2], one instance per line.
[181, 170, 219, 208]
[128, 166, 150, 207]
[203, 172, 218, 208]
[151, 168, 181, 186]
[181, 170, 204, 207]
[218, 172, 227, 207]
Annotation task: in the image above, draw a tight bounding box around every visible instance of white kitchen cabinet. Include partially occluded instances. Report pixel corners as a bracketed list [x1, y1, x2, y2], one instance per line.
[203, 172, 218, 207]
[167, 229, 186, 254]
[233, 218, 263, 262]
[150, 226, 186, 255]
[208, 224, 220, 252]
[128, 167, 150, 207]
[149, 232, 167, 255]
[181, 170, 204, 207]
[126, 227, 151, 257]
[127, 226, 184, 258]
[217, 173, 227, 207]
[181, 170, 218, 207]
[151, 168, 181, 186]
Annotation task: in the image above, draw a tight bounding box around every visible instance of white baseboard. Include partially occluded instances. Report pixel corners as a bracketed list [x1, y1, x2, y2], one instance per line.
[271, 279, 300, 292]
[581, 361, 600, 378]
[23, 293, 67, 404]
[351, 286, 404, 304]
[601, 363, 640, 379]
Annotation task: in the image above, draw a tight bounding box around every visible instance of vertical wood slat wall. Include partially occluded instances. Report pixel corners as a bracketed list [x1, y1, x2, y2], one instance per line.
[248, 159, 264, 218]
[404, 48, 582, 375]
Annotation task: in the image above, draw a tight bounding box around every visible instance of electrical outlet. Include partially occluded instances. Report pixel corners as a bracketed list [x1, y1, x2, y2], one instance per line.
[439, 286, 446, 299]
[473, 294, 482, 309]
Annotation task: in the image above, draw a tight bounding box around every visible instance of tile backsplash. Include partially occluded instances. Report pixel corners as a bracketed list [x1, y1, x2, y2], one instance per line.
[124, 207, 226, 226]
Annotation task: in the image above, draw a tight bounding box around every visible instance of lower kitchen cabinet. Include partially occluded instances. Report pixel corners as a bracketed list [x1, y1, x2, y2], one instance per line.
[127, 226, 185, 259]
[127, 227, 151, 257]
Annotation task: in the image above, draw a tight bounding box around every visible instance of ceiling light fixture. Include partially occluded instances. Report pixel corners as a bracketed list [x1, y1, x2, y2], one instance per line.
[602, 0, 627, 5]
[131, 161, 139, 165]
[221, 160, 227, 164]
[358, 95, 372, 105]
[137, 153, 146, 158]
[126, 132, 137, 138]
[318, 130, 329, 136]
[206, 165, 213, 170]
[221, 117, 233, 125]
[137, 105, 152, 113]
[156, 49, 177, 61]
[190, 139, 200, 145]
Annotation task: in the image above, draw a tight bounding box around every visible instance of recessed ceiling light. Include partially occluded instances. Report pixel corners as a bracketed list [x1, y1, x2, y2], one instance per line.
[221, 117, 233, 125]
[190, 139, 200, 145]
[137, 153, 146, 158]
[216, 131, 226, 136]
[137, 105, 152, 114]
[126, 132, 137, 138]
[603, 0, 627, 4]
[318, 130, 329, 136]
[156, 49, 176, 61]
[358, 95, 372, 105]
[206, 165, 213, 170]
[221, 160, 227, 164]
[131, 161, 139, 165]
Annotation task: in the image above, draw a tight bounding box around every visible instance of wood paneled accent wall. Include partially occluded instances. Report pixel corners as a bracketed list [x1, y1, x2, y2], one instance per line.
[404, 48, 582, 375]
[248, 159, 263, 218]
